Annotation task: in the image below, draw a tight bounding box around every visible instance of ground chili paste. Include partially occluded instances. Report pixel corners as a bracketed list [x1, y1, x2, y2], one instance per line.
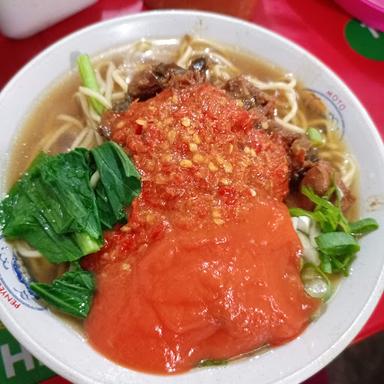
[83, 83, 319, 373]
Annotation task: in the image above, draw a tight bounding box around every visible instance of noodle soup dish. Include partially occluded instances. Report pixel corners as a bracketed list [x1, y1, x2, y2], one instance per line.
[0, 11, 383, 384]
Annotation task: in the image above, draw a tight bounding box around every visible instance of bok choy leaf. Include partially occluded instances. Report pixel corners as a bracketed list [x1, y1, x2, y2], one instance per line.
[92, 142, 141, 228]
[30, 262, 95, 319]
[0, 141, 141, 264]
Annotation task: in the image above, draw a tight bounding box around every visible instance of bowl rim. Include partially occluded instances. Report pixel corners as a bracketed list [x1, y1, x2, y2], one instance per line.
[1, 9, 384, 384]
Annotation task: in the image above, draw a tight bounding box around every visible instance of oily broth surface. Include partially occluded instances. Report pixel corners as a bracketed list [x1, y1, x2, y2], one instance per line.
[7, 72, 79, 186]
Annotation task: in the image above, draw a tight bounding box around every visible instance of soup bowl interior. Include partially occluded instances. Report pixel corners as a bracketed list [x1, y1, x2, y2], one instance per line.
[0, 10, 384, 384]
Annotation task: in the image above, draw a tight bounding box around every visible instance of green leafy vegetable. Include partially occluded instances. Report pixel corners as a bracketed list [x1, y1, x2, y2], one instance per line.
[290, 186, 378, 276]
[0, 141, 141, 319]
[92, 142, 141, 228]
[319, 253, 333, 275]
[290, 186, 350, 233]
[197, 359, 228, 367]
[30, 262, 95, 319]
[0, 141, 141, 263]
[306, 127, 324, 146]
[77, 54, 104, 115]
[315, 232, 360, 256]
[320, 252, 356, 276]
[0, 152, 89, 262]
[315, 232, 360, 275]
[27, 149, 102, 240]
[350, 218, 379, 236]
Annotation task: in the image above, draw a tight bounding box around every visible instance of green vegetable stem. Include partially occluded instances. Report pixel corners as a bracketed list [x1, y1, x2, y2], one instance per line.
[77, 54, 105, 115]
[350, 218, 379, 236]
[197, 359, 228, 367]
[301, 263, 331, 300]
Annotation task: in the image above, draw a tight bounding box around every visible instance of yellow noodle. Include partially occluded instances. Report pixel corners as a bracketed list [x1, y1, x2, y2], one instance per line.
[79, 87, 112, 109]
[70, 128, 90, 149]
[14, 241, 42, 258]
[57, 114, 83, 129]
[112, 69, 128, 93]
[104, 62, 116, 104]
[41, 123, 72, 152]
[80, 129, 97, 148]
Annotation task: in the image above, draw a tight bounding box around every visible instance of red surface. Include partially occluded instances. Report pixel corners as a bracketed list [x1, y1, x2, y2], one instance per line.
[87, 200, 317, 373]
[41, 378, 71, 384]
[84, 83, 290, 273]
[0, 0, 383, 380]
[84, 83, 318, 373]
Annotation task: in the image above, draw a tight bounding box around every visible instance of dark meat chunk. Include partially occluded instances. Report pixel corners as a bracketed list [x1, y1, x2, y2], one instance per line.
[128, 61, 206, 101]
[290, 136, 314, 171]
[112, 94, 132, 113]
[224, 76, 275, 119]
[99, 122, 112, 139]
[269, 120, 317, 178]
[128, 66, 166, 101]
[157, 58, 207, 87]
[269, 120, 301, 145]
[128, 69, 162, 101]
[153, 63, 187, 86]
[299, 161, 333, 210]
[292, 160, 354, 212]
[189, 56, 208, 73]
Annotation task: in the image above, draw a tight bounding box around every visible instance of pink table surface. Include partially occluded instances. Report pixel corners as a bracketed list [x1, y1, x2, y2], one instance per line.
[0, 0, 383, 381]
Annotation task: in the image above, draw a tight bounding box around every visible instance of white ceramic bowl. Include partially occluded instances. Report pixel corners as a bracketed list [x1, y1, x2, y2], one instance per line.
[1, 10, 384, 384]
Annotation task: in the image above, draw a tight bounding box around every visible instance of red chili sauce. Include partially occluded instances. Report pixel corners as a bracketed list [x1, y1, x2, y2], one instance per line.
[83, 83, 319, 373]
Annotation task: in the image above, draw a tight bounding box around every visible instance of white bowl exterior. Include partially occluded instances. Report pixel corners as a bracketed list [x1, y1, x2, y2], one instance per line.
[0, 11, 384, 384]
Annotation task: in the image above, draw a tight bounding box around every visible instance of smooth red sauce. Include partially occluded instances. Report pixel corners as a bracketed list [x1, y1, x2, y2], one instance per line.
[83, 83, 319, 373]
